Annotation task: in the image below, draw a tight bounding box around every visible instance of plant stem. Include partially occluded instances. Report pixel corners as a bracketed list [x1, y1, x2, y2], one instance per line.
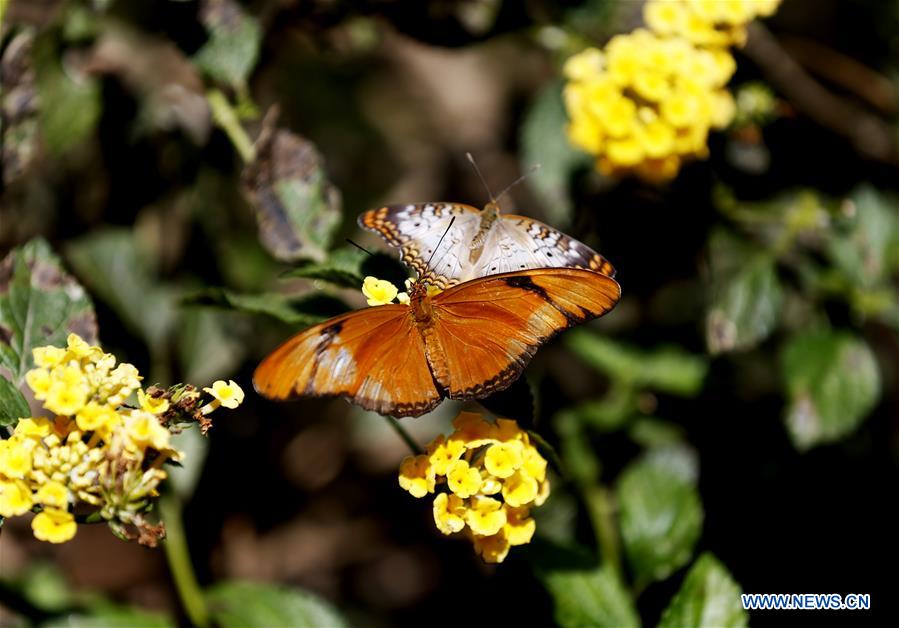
[207, 89, 255, 163]
[160, 494, 209, 627]
[583, 483, 622, 578]
[385, 415, 423, 455]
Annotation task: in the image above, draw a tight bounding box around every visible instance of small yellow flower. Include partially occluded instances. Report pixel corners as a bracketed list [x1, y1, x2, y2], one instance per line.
[203, 379, 245, 409]
[36, 481, 69, 509]
[398, 454, 435, 498]
[31, 508, 77, 543]
[427, 435, 465, 476]
[446, 459, 482, 499]
[483, 441, 524, 479]
[504, 506, 537, 546]
[66, 333, 98, 358]
[449, 412, 496, 449]
[432, 492, 467, 535]
[33, 346, 67, 368]
[13, 417, 52, 439]
[44, 380, 87, 416]
[125, 412, 171, 451]
[479, 477, 502, 495]
[138, 389, 170, 414]
[25, 368, 53, 399]
[362, 276, 399, 306]
[502, 470, 540, 508]
[466, 496, 507, 536]
[0, 479, 34, 517]
[535, 479, 551, 506]
[563, 47, 604, 81]
[521, 446, 548, 483]
[397, 292, 411, 305]
[472, 531, 511, 563]
[76, 402, 119, 432]
[0, 438, 33, 479]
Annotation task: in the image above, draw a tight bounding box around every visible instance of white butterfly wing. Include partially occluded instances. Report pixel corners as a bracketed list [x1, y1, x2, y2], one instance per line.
[470, 215, 616, 280]
[359, 203, 482, 288]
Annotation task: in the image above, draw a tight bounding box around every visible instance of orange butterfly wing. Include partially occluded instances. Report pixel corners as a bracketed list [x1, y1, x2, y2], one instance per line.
[253, 305, 441, 418]
[422, 268, 621, 400]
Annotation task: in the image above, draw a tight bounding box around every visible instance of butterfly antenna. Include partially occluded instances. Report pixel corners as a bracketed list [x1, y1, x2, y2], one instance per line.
[495, 163, 541, 203]
[345, 238, 374, 257]
[466, 152, 496, 203]
[424, 216, 456, 270]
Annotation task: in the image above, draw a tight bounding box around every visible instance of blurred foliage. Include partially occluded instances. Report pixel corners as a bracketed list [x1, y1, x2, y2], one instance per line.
[3, 0, 899, 625]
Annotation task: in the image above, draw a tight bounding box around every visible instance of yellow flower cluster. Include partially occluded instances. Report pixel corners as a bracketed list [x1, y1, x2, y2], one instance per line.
[362, 276, 440, 306]
[563, 0, 781, 181]
[0, 334, 244, 545]
[398, 412, 549, 563]
[645, 0, 781, 47]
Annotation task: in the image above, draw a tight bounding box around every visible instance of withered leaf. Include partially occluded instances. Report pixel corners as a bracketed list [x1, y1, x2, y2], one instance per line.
[242, 106, 342, 263]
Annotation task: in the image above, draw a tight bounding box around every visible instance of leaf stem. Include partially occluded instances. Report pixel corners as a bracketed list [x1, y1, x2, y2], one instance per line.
[385, 415, 423, 455]
[583, 483, 622, 578]
[160, 493, 209, 627]
[207, 89, 255, 163]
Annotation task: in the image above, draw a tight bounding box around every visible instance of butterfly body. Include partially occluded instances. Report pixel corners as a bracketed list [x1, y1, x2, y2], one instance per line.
[359, 202, 615, 290]
[254, 268, 621, 417]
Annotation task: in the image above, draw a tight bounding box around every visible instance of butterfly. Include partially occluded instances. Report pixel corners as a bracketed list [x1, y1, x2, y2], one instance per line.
[253, 268, 621, 418]
[358, 201, 616, 290]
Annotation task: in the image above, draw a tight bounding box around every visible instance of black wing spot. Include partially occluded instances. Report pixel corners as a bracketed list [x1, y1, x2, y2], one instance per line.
[414, 222, 421, 227]
[547, 252, 553, 257]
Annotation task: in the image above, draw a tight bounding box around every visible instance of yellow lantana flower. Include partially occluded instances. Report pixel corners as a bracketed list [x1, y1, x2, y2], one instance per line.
[203, 379, 245, 409]
[502, 470, 540, 508]
[0, 438, 34, 479]
[396, 413, 550, 563]
[473, 531, 511, 564]
[398, 454, 435, 498]
[433, 492, 466, 535]
[76, 402, 119, 432]
[138, 389, 170, 414]
[125, 412, 171, 451]
[0, 479, 34, 517]
[31, 508, 77, 543]
[427, 435, 465, 476]
[466, 496, 507, 536]
[33, 345, 67, 368]
[446, 460, 482, 499]
[362, 276, 399, 306]
[484, 441, 524, 479]
[44, 380, 88, 416]
[25, 368, 53, 399]
[504, 506, 537, 546]
[36, 480, 70, 508]
[14, 417, 52, 439]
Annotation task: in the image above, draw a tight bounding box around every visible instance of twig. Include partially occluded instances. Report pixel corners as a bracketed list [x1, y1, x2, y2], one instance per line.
[385, 415, 423, 455]
[743, 22, 899, 165]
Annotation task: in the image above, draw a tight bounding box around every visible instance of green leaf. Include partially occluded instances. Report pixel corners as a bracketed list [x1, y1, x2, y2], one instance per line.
[243, 110, 342, 263]
[829, 185, 899, 288]
[541, 564, 640, 628]
[206, 581, 347, 628]
[0, 374, 30, 426]
[65, 229, 177, 348]
[659, 553, 749, 628]
[781, 329, 880, 450]
[0, 238, 98, 385]
[32, 33, 101, 155]
[183, 288, 335, 325]
[193, 0, 262, 89]
[706, 232, 782, 353]
[520, 81, 591, 227]
[177, 309, 246, 384]
[618, 451, 704, 587]
[281, 246, 367, 288]
[565, 331, 708, 396]
[42, 607, 174, 628]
